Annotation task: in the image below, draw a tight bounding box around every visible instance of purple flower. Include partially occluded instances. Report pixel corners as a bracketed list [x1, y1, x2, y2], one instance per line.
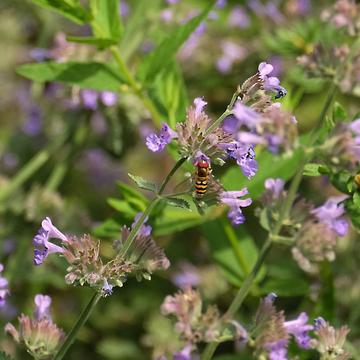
[34, 294, 52, 321]
[266, 340, 288, 360]
[22, 105, 43, 136]
[132, 213, 152, 238]
[0, 264, 9, 308]
[233, 101, 262, 129]
[161, 9, 173, 22]
[100, 91, 118, 107]
[311, 195, 349, 237]
[120, 0, 129, 17]
[102, 279, 113, 296]
[314, 317, 327, 330]
[33, 217, 68, 265]
[284, 312, 313, 349]
[220, 188, 252, 225]
[166, 0, 179, 4]
[81, 89, 99, 110]
[224, 143, 258, 179]
[172, 262, 200, 289]
[264, 178, 285, 199]
[258, 62, 287, 99]
[193, 97, 207, 117]
[228, 6, 250, 28]
[146, 123, 177, 152]
[215, 0, 227, 8]
[173, 344, 193, 360]
[216, 41, 247, 74]
[193, 150, 210, 166]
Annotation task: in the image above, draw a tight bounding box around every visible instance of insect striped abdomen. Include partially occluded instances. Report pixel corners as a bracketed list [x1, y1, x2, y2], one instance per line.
[195, 161, 209, 196]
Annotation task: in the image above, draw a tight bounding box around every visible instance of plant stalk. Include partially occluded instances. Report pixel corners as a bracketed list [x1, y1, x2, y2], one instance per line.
[53, 292, 102, 360]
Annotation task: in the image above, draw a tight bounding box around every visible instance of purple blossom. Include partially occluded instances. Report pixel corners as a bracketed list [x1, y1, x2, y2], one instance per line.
[33, 217, 68, 265]
[173, 344, 193, 360]
[228, 6, 250, 28]
[172, 262, 200, 289]
[258, 62, 287, 99]
[132, 213, 152, 238]
[220, 188, 252, 225]
[81, 89, 99, 110]
[311, 195, 349, 237]
[146, 123, 177, 152]
[22, 105, 43, 136]
[266, 340, 288, 360]
[314, 317, 327, 330]
[215, 0, 227, 8]
[100, 91, 118, 107]
[0, 264, 9, 308]
[284, 312, 313, 349]
[193, 150, 210, 166]
[216, 41, 247, 74]
[224, 143, 258, 179]
[120, 0, 130, 17]
[34, 294, 52, 321]
[233, 101, 262, 129]
[264, 178, 285, 199]
[102, 279, 113, 296]
[222, 115, 239, 134]
[193, 97, 207, 117]
[161, 9, 174, 22]
[166, 0, 179, 4]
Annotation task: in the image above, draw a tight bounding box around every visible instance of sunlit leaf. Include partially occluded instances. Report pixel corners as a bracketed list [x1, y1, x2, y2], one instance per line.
[16, 62, 124, 92]
[128, 173, 157, 193]
[31, 0, 90, 24]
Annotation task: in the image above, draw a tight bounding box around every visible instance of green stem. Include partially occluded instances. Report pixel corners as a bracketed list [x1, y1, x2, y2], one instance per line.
[110, 46, 163, 127]
[203, 87, 241, 138]
[120, 157, 187, 256]
[53, 292, 102, 360]
[201, 82, 337, 360]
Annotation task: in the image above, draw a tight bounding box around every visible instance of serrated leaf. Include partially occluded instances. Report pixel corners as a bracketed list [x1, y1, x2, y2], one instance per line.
[303, 163, 328, 176]
[164, 197, 191, 210]
[128, 173, 157, 192]
[222, 149, 302, 200]
[137, 2, 214, 83]
[90, 0, 123, 42]
[16, 61, 124, 92]
[31, 0, 90, 24]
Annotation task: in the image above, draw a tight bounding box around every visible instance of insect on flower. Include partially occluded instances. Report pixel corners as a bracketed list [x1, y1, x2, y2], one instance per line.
[194, 159, 211, 198]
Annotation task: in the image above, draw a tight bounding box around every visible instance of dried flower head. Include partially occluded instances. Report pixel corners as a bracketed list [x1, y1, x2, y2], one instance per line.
[311, 317, 351, 359]
[161, 288, 244, 346]
[5, 294, 64, 359]
[33, 215, 169, 296]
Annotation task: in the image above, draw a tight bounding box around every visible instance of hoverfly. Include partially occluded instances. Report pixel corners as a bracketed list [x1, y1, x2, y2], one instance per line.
[194, 159, 210, 197]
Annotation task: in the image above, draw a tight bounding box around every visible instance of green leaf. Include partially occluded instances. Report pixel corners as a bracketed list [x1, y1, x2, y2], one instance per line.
[93, 218, 121, 238]
[128, 173, 157, 193]
[16, 61, 124, 92]
[31, 0, 90, 24]
[137, 2, 214, 83]
[303, 163, 329, 177]
[150, 61, 188, 128]
[0, 352, 15, 360]
[163, 197, 191, 210]
[107, 198, 138, 218]
[119, 0, 162, 61]
[222, 149, 302, 200]
[333, 101, 348, 122]
[153, 207, 204, 236]
[67, 36, 118, 47]
[90, 0, 123, 42]
[202, 220, 266, 287]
